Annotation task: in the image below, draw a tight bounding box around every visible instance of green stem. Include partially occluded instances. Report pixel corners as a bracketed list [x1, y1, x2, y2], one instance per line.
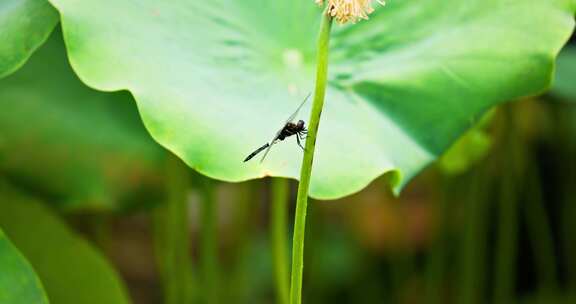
[272, 179, 290, 304]
[200, 178, 219, 304]
[558, 107, 576, 290]
[524, 163, 558, 296]
[385, 193, 415, 302]
[152, 155, 194, 304]
[425, 175, 451, 304]
[494, 110, 520, 304]
[493, 146, 519, 303]
[229, 181, 257, 303]
[289, 11, 333, 304]
[458, 169, 489, 304]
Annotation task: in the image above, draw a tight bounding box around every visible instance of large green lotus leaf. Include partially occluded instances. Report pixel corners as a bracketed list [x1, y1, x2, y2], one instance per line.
[0, 182, 130, 304]
[438, 111, 494, 175]
[552, 46, 576, 100]
[48, 0, 575, 198]
[0, 30, 166, 211]
[0, 228, 48, 304]
[0, 0, 58, 78]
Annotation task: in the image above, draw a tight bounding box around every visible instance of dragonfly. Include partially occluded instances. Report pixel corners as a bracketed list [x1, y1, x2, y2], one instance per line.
[243, 93, 311, 163]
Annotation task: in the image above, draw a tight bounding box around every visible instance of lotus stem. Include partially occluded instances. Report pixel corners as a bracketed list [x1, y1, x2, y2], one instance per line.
[289, 11, 333, 304]
[272, 178, 290, 304]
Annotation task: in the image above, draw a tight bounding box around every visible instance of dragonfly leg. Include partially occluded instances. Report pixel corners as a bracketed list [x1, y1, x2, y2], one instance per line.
[296, 135, 306, 151]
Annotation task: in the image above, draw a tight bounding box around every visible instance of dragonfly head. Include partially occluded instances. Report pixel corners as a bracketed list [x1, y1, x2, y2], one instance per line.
[296, 120, 305, 129]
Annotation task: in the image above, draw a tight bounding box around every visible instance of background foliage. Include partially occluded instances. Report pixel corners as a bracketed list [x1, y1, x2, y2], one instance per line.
[0, 0, 575, 303]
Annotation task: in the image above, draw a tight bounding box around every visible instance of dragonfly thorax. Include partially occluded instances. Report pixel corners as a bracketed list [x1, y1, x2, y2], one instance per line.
[278, 120, 306, 141]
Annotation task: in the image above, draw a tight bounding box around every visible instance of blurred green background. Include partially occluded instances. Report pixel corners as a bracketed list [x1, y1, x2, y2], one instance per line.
[1, 15, 576, 304]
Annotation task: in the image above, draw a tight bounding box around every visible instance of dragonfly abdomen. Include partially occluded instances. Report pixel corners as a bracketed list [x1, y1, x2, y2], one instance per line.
[243, 143, 270, 162]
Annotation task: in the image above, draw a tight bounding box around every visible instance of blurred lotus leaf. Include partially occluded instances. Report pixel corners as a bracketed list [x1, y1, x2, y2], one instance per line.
[47, 0, 574, 198]
[438, 129, 492, 175]
[438, 111, 494, 175]
[552, 46, 576, 100]
[0, 228, 48, 304]
[0, 181, 131, 304]
[0, 31, 166, 211]
[0, 0, 58, 78]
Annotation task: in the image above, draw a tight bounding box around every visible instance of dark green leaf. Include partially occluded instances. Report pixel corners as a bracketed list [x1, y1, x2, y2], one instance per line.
[552, 46, 576, 100]
[0, 181, 131, 304]
[0, 0, 58, 78]
[0, 30, 166, 211]
[0, 228, 48, 304]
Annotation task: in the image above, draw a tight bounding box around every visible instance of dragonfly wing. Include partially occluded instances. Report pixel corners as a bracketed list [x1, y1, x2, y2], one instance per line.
[259, 129, 282, 163]
[284, 92, 311, 124]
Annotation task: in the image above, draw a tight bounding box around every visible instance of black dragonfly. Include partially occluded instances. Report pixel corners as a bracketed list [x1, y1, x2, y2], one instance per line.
[244, 93, 311, 163]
